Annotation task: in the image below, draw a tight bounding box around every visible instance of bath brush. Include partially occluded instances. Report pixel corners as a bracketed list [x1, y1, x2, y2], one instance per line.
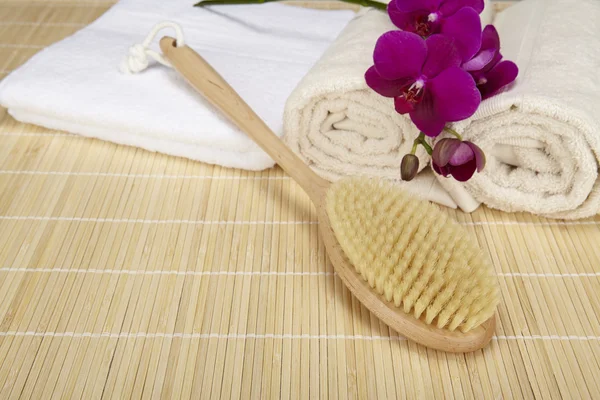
[160, 37, 499, 352]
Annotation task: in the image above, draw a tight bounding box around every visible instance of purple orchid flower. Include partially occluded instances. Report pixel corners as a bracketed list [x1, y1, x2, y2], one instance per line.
[388, 0, 483, 61]
[462, 25, 519, 99]
[432, 138, 485, 181]
[365, 31, 481, 137]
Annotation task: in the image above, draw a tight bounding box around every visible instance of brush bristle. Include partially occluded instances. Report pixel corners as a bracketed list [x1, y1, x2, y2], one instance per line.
[326, 177, 499, 332]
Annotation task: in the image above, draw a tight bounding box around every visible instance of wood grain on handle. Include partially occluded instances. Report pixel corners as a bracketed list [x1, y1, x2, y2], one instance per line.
[159, 37, 329, 201]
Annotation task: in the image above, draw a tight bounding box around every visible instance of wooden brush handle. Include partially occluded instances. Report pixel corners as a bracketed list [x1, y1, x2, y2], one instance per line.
[159, 37, 329, 200]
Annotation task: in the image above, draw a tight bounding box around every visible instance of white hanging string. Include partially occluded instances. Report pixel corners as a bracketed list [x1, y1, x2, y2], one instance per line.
[119, 21, 185, 74]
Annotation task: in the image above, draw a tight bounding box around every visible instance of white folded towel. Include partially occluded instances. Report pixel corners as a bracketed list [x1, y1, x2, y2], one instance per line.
[0, 0, 355, 171]
[283, 4, 494, 207]
[438, 0, 600, 219]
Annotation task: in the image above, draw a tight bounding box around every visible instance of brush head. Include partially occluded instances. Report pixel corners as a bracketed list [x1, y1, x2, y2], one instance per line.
[326, 177, 499, 333]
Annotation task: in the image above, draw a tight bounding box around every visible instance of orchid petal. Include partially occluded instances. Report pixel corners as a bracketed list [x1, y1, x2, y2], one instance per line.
[365, 66, 410, 98]
[387, 3, 432, 33]
[481, 24, 500, 51]
[422, 34, 462, 78]
[394, 96, 416, 114]
[388, 6, 420, 32]
[466, 141, 486, 171]
[439, 0, 484, 16]
[449, 159, 477, 181]
[479, 51, 503, 75]
[432, 162, 450, 177]
[429, 66, 481, 122]
[440, 7, 482, 61]
[409, 92, 447, 136]
[479, 60, 519, 99]
[462, 48, 496, 71]
[448, 142, 475, 165]
[432, 138, 462, 166]
[391, 0, 441, 13]
[488, 52, 503, 70]
[373, 31, 427, 80]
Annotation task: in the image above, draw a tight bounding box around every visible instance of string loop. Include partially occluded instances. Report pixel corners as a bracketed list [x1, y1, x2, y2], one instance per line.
[120, 21, 185, 74]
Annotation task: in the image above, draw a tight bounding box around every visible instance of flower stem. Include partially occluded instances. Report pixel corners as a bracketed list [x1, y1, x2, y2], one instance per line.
[411, 139, 418, 154]
[420, 139, 433, 155]
[443, 126, 463, 141]
[414, 132, 433, 155]
[194, 0, 388, 10]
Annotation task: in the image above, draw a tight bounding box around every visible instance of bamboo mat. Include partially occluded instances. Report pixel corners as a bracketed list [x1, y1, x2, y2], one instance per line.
[1, 1, 600, 399]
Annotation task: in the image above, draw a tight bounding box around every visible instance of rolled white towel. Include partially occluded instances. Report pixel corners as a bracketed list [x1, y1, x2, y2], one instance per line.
[438, 0, 600, 219]
[283, 3, 495, 207]
[284, 10, 424, 180]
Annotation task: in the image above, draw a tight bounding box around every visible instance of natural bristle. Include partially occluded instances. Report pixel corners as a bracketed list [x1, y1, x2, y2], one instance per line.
[326, 177, 499, 332]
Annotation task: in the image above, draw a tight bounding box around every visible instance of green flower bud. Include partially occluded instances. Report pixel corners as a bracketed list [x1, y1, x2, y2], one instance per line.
[400, 154, 419, 181]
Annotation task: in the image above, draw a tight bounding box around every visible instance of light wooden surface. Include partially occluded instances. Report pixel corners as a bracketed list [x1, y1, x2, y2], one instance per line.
[0, 1, 599, 399]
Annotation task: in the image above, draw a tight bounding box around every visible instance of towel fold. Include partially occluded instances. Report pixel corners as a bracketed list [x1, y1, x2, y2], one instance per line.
[0, 1, 355, 171]
[439, 0, 600, 219]
[283, 4, 494, 206]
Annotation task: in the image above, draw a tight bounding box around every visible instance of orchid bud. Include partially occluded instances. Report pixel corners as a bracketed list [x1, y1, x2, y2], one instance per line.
[400, 154, 419, 181]
[432, 138, 486, 182]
